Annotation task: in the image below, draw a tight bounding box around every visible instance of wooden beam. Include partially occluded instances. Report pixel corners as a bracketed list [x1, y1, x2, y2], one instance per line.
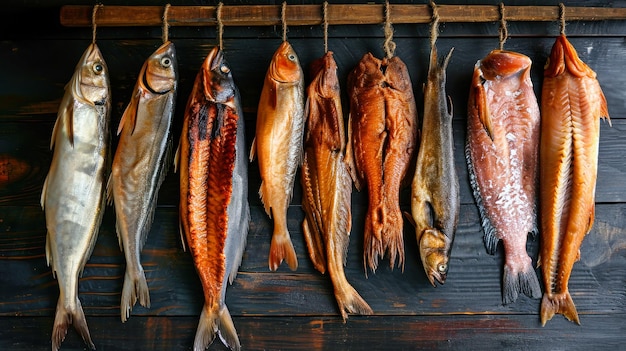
[60, 4, 626, 28]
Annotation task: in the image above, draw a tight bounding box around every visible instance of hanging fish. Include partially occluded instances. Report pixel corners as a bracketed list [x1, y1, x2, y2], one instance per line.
[40, 43, 111, 351]
[410, 46, 458, 286]
[346, 52, 418, 272]
[250, 41, 305, 271]
[176, 46, 250, 351]
[465, 50, 542, 304]
[301, 51, 373, 319]
[539, 34, 610, 325]
[107, 41, 177, 322]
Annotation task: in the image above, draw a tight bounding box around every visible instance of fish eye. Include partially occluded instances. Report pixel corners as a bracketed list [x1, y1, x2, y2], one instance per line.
[220, 64, 230, 74]
[437, 264, 447, 273]
[92, 62, 103, 75]
[288, 54, 296, 61]
[161, 56, 172, 67]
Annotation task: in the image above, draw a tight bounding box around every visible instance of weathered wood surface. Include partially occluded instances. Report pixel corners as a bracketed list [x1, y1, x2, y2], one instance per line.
[1, 0, 626, 350]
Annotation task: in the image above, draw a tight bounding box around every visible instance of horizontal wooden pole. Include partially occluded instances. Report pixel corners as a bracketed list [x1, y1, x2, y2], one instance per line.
[60, 4, 626, 28]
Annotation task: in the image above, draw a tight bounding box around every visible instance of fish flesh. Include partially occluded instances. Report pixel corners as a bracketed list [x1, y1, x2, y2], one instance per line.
[40, 43, 111, 350]
[539, 35, 610, 325]
[465, 50, 541, 304]
[346, 52, 418, 272]
[176, 46, 250, 350]
[410, 46, 458, 286]
[301, 51, 373, 320]
[107, 41, 177, 322]
[250, 41, 305, 271]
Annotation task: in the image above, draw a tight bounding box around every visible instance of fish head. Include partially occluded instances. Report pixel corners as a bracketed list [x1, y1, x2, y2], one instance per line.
[544, 34, 595, 79]
[143, 41, 178, 94]
[201, 46, 236, 106]
[309, 51, 339, 99]
[269, 41, 302, 83]
[479, 50, 531, 81]
[77, 43, 110, 105]
[419, 228, 452, 286]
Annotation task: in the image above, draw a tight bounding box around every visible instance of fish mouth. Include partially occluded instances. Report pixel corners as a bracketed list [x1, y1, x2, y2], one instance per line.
[427, 271, 447, 287]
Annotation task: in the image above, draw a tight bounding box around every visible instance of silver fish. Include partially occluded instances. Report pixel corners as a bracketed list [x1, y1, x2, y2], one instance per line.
[40, 43, 111, 351]
[107, 41, 177, 322]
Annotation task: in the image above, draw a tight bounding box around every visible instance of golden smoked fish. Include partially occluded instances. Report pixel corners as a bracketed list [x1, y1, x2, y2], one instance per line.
[41, 43, 110, 350]
[177, 47, 250, 350]
[301, 52, 373, 319]
[539, 35, 610, 325]
[108, 41, 177, 322]
[346, 53, 418, 272]
[410, 47, 458, 286]
[250, 41, 305, 271]
[465, 50, 541, 304]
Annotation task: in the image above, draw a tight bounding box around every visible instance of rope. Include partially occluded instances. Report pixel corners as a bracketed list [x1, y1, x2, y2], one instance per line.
[91, 4, 103, 44]
[383, 0, 396, 59]
[162, 4, 171, 43]
[217, 2, 224, 49]
[282, 2, 288, 41]
[323, 1, 329, 53]
[559, 3, 566, 35]
[498, 2, 508, 50]
[429, 1, 440, 49]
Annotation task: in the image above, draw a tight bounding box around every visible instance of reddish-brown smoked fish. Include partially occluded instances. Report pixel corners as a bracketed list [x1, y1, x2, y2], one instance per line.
[177, 46, 250, 351]
[346, 53, 418, 272]
[539, 35, 610, 326]
[301, 52, 373, 319]
[465, 50, 542, 304]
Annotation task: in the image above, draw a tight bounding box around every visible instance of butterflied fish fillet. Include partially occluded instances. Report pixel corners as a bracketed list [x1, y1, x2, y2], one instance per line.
[539, 34, 610, 326]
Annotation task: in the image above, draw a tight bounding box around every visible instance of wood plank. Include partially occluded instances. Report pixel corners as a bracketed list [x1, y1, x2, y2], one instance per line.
[1, 204, 624, 318]
[60, 4, 626, 28]
[1, 314, 624, 351]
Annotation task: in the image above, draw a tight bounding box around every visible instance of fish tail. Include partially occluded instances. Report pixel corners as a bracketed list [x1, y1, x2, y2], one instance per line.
[335, 284, 374, 321]
[193, 304, 240, 351]
[52, 297, 95, 351]
[502, 259, 541, 304]
[120, 266, 151, 322]
[383, 206, 405, 271]
[268, 222, 298, 271]
[541, 291, 580, 326]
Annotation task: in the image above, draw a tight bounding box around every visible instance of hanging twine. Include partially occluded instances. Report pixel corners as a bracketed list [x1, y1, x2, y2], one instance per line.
[162, 4, 171, 43]
[281, 2, 288, 42]
[217, 2, 224, 49]
[429, 1, 440, 49]
[323, 1, 329, 53]
[498, 3, 508, 50]
[91, 4, 103, 44]
[559, 3, 566, 35]
[383, 0, 396, 59]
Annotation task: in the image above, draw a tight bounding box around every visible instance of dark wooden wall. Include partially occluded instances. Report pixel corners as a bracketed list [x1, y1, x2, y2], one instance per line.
[1, 1, 625, 350]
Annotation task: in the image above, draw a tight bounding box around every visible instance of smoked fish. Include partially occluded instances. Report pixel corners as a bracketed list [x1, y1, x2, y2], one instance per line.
[410, 46, 458, 286]
[250, 41, 305, 271]
[177, 46, 250, 350]
[301, 52, 373, 319]
[346, 53, 418, 272]
[41, 43, 110, 350]
[108, 41, 177, 322]
[539, 35, 610, 325]
[465, 50, 542, 304]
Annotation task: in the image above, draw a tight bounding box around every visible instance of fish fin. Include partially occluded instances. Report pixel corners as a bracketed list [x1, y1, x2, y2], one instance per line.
[54, 82, 76, 149]
[541, 292, 580, 326]
[344, 113, 361, 191]
[403, 211, 417, 228]
[598, 89, 611, 127]
[249, 137, 257, 162]
[120, 266, 151, 323]
[502, 259, 541, 304]
[178, 219, 187, 252]
[268, 219, 298, 271]
[465, 142, 499, 255]
[105, 173, 113, 206]
[117, 89, 141, 135]
[40, 175, 48, 209]
[475, 81, 494, 141]
[217, 305, 241, 351]
[173, 139, 180, 173]
[51, 297, 95, 351]
[302, 217, 327, 274]
[193, 304, 220, 351]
